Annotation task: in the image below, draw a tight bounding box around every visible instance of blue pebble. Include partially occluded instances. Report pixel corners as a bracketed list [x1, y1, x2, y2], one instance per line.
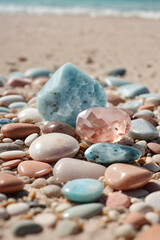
[9, 72, 25, 79]
[103, 76, 131, 87]
[0, 118, 13, 128]
[121, 100, 143, 112]
[9, 102, 27, 109]
[24, 68, 52, 79]
[85, 143, 142, 165]
[138, 93, 160, 99]
[0, 107, 10, 113]
[118, 83, 149, 98]
[62, 178, 103, 203]
[37, 63, 107, 127]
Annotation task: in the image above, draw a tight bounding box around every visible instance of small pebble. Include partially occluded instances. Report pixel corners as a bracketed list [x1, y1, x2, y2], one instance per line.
[56, 220, 79, 237]
[2, 159, 22, 168]
[147, 142, 160, 154]
[31, 178, 47, 188]
[145, 191, 160, 210]
[11, 220, 42, 236]
[125, 212, 148, 226]
[145, 212, 160, 225]
[123, 189, 149, 198]
[143, 163, 160, 172]
[114, 224, 136, 238]
[34, 213, 56, 227]
[24, 133, 39, 146]
[6, 202, 29, 216]
[2, 138, 13, 143]
[0, 207, 8, 219]
[0, 193, 7, 201]
[0, 150, 25, 160]
[106, 192, 130, 208]
[43, 185, 62, 198]
[0, 172, 24, 193]
[18, 108, 42, 123]
[129, 202, 153, 214]
[14, 139, 24, 146]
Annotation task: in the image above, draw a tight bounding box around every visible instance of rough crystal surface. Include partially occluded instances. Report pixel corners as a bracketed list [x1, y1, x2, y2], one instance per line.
[37, 63, 107, 127]
[76, 107, 131, 143]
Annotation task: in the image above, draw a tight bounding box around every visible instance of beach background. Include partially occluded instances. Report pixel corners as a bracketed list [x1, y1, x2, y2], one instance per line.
[0, 0, 160, 92]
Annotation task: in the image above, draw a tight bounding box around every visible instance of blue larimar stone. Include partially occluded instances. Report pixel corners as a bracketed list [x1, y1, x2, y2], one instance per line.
[138, 93, 160, 99]
[24, 68, 52, 79]
[0, 119, 13, 128]
[118, 84, 149, 98]
[85, 143, 142, 165]
[0, 107, 10, 113]
[62, 178, 103, 203]
[37, 63, 107, 127]
[62, 203, 103, 219]
[103, 76, 131, 87]
[128, 119, 159, 141]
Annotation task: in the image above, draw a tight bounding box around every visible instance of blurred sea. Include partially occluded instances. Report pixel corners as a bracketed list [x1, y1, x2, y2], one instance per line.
[0, 0, 160, 19]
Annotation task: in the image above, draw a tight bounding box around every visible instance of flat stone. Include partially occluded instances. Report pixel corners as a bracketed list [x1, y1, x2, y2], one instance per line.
[85, 143, 141, 165]
[138, 224, 160, 240]
[0, 150, 25, 160]
[128, 119, 159, 141]
[125, 212, 147, 226]
[0, 193, 7, 201]
[0, 143, 22, 153]
[9, 102, 27, 109]
[143, 163, 160, 173]
[62, 178, 103, 203]
[0, 118, 13, 128]
[29, 133, 80, 163]
[145, 212, 160, 225]
[145, 97, 160, 106]
[11, 220, 42, 236]
[1, 123, 40, 139]
[18, 108, 42, 123]
[145, 191, 160, 210]
[56, 220, 79, 237]
[34, 213, 56, 227]
[0, 172, 24, 193]
[106, 192, 130, 208]
[147, 142, 160, 154]
[134, 110, 154, 117]
[0, 107, 10, 113]
[2, 159, 22, 168]
[104, 163, 152, 190]
[24, 133, 39, 147]
[76, 107, 131, 143]
[43, 185, 62, 198]
[18, 161, 52, 178]
[6, 77, 31, 87]
[118, 84, 149, 98]
[103, 76, 130, 87]
[0, 95, 24, 107]
[6, 202, 29, 216]
[139, 104, 154, 111]
[129, 202, 153, 214]
[42, 121, 77, 138]
[53, 158, 106, 182]
[121, 100, 143, 112]
[25, 68, 52, 79]
[62, 203, 103, 219]
[3, 89, 19, 96]
[37, 63, 107, 127]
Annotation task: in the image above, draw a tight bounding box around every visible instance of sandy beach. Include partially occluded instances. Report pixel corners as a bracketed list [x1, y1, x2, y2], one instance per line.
[0, 15, 160, 92]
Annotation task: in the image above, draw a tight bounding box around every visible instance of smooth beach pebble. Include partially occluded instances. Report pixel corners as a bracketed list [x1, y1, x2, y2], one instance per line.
[134, 110, 154, 117]
[62, 178, 103, 203]
[42, 121, 77, 138]
[145, 191, 160, 210]
[123, 189, 149, 198]
[24, 67, 52, 79]
[145, 212, 160, 225]
[118, 83, 149, 98]
[18, 161, 52, 178]
[103, 76, 131, 87]
[3, 89, 19, 96]
[4, 113, 17, 119]
[129, 202, 153, 214]
[0, 95, 24, 107]
[34, 213, 56, 227]
[1, 123, 40, 139]
[106, 192, 130, 208]
[8, 102, 27, 109]
[56, 220, 79, 237]
[147, 143, 160, 154]
[18, 108, 42, 123]
[114, 224, 136, 238]
[0, 172, 24, 193]
[0, 193, 7, 202]
[0, 106, 10, 113]
[62, 203, 103, 219]
[0, 150, 25, 160]
[33, 77, 49, 86]
[104, 163, 152, 190]
[2, 159, 22, 168]
[31, 178, 47, 188]
[125, 212, 147, 226]
[135, 115, 158, 127]
[53, 158, 106, 182]
[24, 133, 39, 146]
[6, 202, 29, 216]
[0, 207, 8, 219]
[29, 133, 80, 162]
[0, 143, 22, 153]
[107, 93, 124, 106]
[6, 77, 31, 87]
[139, 104, 155, 111]
[11, 220, 42, 236]
[138, 224, 160, 240]
[43, 185, 62, 198]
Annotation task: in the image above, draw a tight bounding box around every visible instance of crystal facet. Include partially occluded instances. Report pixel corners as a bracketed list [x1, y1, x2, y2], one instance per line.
[76, 107, 131, 143]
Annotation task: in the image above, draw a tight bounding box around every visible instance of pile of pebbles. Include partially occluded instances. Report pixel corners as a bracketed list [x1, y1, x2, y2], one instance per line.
[0, 66, 160, 240]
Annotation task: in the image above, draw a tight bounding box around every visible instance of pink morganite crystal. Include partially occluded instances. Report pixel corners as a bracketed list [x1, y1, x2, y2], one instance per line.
[76, 107, 131, 143]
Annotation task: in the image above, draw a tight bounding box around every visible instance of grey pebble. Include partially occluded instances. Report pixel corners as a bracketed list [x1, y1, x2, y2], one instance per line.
[11, 220, 42, 236]
[43, 185, 62, 198]
[0, 143, 22, 153]
[0, 207, 8, 219]
[145, 212, 160, 224]
[6, 202, 29, 216]
[56, 220, 79, 237]
[0, 193, 7, 202]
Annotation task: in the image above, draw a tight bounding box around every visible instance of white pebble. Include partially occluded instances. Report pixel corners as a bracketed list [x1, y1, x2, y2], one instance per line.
[24, 133, 39, 147]
[2, 138, 13, 143]
[129, 202, 153, 214]
[0, 193, 7, 201]
[55, 203, 72, 213]
[34, 213, 56, 227]
[0, 150, 25, 160]
[145, 191, 160, 210]
[114, 224, 136, 238]
[6, 202, 29, 216]
[14, 139, 24, 146]
[108, 209, 119, 220]
[145, 212, 160, 224]
[12, 117, 19, 123]
[152, 154, 160, 164]
[43, 185, 62, 198]
[18, 108, 42, 123]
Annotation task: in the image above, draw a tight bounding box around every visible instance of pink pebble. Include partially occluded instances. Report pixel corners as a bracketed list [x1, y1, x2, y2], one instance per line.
[2, 159, 22, 168]
[106, 192, 130, 208]
[7, 78, 31, 87]
[3, 90, 19, 96]
[125, 212, 148, 226]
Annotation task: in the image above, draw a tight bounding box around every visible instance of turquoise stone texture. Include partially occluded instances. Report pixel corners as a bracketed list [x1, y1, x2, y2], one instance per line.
[9, 102, 27, 109]
[37, 63, 107, 127]
[24, 68, 52, 79]
[62, 178, 103, 203]
[118, 84, 149, 98]
[128, 119, 159, 141]
[85, 143, 142, 165]
[0, 107, 10, 113]
[104, 76, 131, 87]
[62, 203, 103, 219]
[0, 119, 13, 128]
[9, 72, 25, 79]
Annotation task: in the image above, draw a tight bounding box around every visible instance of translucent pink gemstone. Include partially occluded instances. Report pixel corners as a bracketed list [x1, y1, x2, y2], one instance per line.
[76, 107, 131, 143]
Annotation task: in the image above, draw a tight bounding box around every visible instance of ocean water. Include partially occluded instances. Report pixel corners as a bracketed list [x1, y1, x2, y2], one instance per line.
[0, 0, 160, 19]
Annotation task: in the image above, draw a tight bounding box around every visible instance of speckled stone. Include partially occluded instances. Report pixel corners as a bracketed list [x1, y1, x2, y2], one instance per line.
[62, 178, 103, 203]
[62, 203, 103, 219]
[11, 220, 42, 236]
[37, 63, 107, 127]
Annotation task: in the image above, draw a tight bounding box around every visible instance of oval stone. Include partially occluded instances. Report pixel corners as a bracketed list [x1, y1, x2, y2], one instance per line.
[6, 202, 29, 216]
[18, 161, 52, 178]
[106, 192, 130, 208]
[147, 143, 160, 154]
[0, 118, 13, 128]
[138, 224, 160, 240]
[24, 133, 39, 147]
[118, 83, 149, 98]
[11, 220, 42, 236]
[0, 95, 24, 107]
[145, 191, 160, 210]
[42, 121, 77, 138]
[2, 159, 22, 168]
[1, 123, 40, 139]
[53, 158, 106, 182]
[85, 143, 141, 165]
[18, 108, 42, 123]
[62, 178, 103, 203]
[0, 143, 22, 153]
[0, 172, 24, 193]
[129, 202, 153, 214]
[24, 68, 52, 79]
[0, 150, 26, 160]
[104, 163, 152, 190]
[125, 212, 147, 226]
[104, 76, 130, 87]
[9, 102, 27, 109]
[76, 107, 131, 143]
[34, 213, 56, 227]
[6, 77, 31, 87]
[29, 133, 80, 163]
[0, 107, 10, 113]
[62, 203, 103, 219]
